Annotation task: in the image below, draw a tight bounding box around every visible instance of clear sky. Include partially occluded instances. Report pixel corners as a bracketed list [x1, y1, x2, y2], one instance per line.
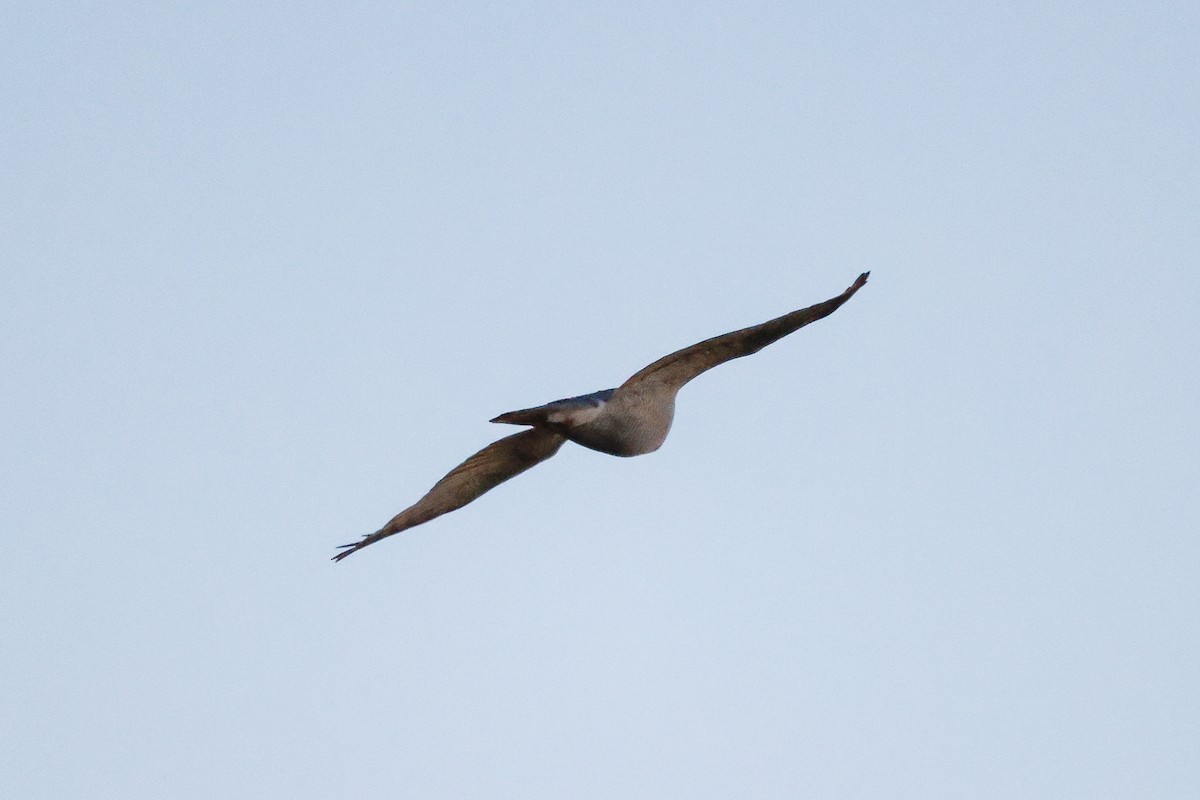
[3, 1, 1197, 797]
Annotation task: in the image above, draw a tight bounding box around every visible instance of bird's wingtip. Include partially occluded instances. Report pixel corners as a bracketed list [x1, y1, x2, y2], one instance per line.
[331, 542, 359, 562]
[844, 271, 869, 295]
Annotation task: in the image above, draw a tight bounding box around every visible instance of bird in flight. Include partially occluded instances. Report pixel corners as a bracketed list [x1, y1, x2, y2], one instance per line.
[334, 272, 869, 561]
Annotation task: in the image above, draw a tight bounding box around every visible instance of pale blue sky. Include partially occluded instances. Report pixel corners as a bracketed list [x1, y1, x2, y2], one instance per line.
[3, 1, 1198, 797]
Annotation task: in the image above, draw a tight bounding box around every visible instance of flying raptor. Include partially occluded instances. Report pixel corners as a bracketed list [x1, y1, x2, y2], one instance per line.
[335, 272, 869, 561]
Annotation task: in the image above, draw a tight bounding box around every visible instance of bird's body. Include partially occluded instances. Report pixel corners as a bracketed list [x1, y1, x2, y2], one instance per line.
[334, 272, 869, 561]
[493, 387, 671, 457]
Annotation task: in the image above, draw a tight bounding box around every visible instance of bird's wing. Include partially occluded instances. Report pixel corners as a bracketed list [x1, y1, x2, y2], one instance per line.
[334, 427, 566, 561]
[618, 272, 869, 395]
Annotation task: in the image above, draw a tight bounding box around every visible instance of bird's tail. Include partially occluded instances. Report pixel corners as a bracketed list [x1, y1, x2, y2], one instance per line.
[489, 406, 547, 426]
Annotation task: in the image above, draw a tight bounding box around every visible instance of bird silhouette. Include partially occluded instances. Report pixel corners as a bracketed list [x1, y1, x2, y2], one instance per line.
[334, 272, 869, 561]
